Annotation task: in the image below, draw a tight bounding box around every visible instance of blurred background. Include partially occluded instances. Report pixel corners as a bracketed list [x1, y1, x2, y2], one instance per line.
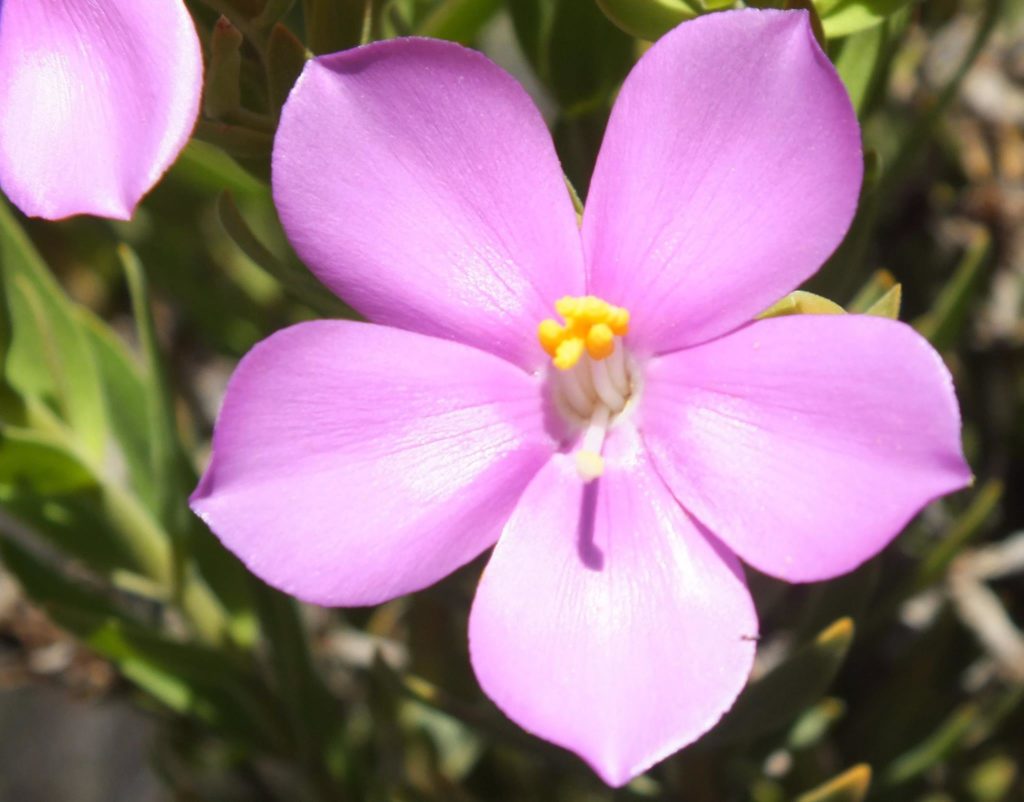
[1, 0, 1022, 800]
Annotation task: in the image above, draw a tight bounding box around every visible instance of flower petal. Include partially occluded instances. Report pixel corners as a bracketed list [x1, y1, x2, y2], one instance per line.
[582, 9, 862, 355]
[0, 0, 202, 220]
[642, 315, 972, 583]
[273, 38, 585, 370]
[469, 427, 757, 787]
[191, 321, 555, 606]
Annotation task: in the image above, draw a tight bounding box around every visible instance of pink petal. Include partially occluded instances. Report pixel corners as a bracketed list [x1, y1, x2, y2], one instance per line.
[469, 426, 757, 787]
[0, 0, 202, 220]
[273, 38, 584, 370]
[191, 321, 555, 606]
[642, 315, 971, 583]
[582, 9, 862, 355]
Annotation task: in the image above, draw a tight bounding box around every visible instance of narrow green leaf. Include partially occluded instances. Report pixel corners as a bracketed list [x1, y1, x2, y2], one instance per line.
[119, 246, 188, 536]
[915, 479, 1001, 590]
[169, 141, 266, 199]
[76, 309, 156, 508]
[915, 229, 991, 350]
[795, 764, 872, 802]
[836, 22, 887, 114]
[885, 704, 979, 784]
[704, 618, 856, 745]
[818, 0, 912, 39]
[787, 698, 847, 750]
[0, 198, 107, 460]
[0, 538, 284, 752]
[594, 0, 697, 41]
[217, 191, 354, 318]
[417, 0, 502, 43]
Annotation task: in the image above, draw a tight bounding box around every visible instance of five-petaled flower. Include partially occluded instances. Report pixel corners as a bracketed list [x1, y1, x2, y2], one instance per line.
[0, 0, 201, 220]
[192, 9, 970, 786]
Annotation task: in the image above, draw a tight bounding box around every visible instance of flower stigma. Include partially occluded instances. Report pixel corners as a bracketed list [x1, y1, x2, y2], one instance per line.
[538, 296, 635, 483]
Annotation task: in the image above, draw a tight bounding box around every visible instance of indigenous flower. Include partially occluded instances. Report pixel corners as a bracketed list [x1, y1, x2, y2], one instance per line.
[192, 9, 970, 786]
[0, 0, 202, 220]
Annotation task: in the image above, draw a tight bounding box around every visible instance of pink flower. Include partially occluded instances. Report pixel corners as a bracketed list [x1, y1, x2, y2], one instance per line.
[0, 0, 202, 220]
[191, 9, 970, 786]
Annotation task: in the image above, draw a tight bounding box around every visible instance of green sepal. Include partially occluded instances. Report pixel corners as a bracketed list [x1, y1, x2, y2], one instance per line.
[795, 764, 872, 802]
[863, 283, 902, 319]
[757, 290, 845, 319]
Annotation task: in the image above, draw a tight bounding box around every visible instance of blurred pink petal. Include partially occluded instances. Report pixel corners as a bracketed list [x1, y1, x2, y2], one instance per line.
[470, 428, 757, 786]
[191, 321, 555, 606]
[642, 315, 971, 582]
[272, 38, 585, 370]
[0, 0, 202, 220]
[583, 10, 862, 355]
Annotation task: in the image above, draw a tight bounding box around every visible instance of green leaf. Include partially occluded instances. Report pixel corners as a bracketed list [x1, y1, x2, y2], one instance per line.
[169, 141, 266, 200]
[757, 290, 846, 319]
[914, 479, 1000, 590]
[76, 309, 157, 508]
[817, 0, 913, 39]
[835, 22, 887, 114]
[0, 198, 107, 461]
[795, 764, 872, 802]
[884, 703, 981, 785]
[217, 191, 354, 318]
[594, 0, 697, 41]
[416, 0, 502, 43]
[509, 0, 635, 112]
[0, 537, 284, 752]
[119, 246, 188, 535]
[704, 618, 856, 745]
[915, 229, 991, 350]
[0, 425, 94, 494]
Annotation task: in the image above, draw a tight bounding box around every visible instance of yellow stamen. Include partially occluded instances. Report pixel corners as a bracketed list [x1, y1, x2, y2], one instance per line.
[586, 323, 615, 360]
[536, 295, 630, 370]
[553, 337, 585, 370]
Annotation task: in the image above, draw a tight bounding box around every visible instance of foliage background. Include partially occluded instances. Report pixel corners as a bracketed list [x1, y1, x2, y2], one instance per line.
[1, 0, 1022, 800]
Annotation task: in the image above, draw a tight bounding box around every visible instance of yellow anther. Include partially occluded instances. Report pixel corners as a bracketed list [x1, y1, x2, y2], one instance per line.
[586, 323, 615, 360]
[553, 337, 585, 370]
[538, 319, 565, 357]
[538, 295, 630, 369]
[608, 307, 630, 336]
[555, 296, 580, 319]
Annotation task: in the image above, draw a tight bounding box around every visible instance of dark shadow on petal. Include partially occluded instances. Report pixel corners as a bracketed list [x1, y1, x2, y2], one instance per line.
[576, 480, 603, 571]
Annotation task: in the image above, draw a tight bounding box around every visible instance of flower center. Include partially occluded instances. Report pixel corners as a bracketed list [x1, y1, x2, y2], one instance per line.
[537, 296, 637, 483]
